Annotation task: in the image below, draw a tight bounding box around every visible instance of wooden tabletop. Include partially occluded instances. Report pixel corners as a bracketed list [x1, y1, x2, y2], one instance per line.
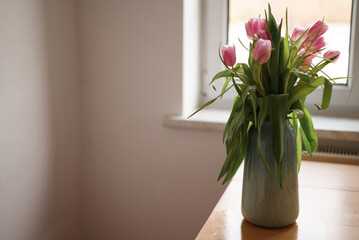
[196, 161, 359, 240]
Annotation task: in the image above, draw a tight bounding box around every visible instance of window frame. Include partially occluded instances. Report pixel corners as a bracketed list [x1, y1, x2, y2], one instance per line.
[195, 0, 359, 119]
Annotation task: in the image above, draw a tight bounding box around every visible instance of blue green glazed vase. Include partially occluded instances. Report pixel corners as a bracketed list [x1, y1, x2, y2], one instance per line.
[241, 121, 299, 228]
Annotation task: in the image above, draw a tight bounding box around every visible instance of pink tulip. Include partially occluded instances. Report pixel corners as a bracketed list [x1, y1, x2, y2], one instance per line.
[302, 54, 315, 70]
[253, 39, 271, 64]
[291, 27, 306, 42]
[304, 36, 326, 52]
[245, 18, 267, 40]
[221, 44, 236, 67]
[307, 20, 328, 39]
[323, 50, 340, 62]
[257, 30, 271, 40]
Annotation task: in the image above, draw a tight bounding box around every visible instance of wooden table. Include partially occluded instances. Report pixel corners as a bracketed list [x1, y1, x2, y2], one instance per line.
[196, 161, 359, 240]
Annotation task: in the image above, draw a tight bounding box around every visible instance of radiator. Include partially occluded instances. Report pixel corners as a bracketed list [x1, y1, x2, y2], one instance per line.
[302, 146, 359, 165]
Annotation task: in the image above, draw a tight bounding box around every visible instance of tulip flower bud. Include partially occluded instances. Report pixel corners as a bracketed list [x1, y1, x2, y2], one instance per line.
[291, 27, 306, 42]
[253, 39, 271, 64]
[323, 50, 340, 62]
[245, 18, 267, 40]
[308, 20, 328, 39]
[257, 30, 271, 40]
[221, 44, 236, 67]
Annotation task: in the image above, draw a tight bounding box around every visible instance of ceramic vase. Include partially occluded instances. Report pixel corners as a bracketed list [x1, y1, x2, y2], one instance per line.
[241, 121, 299, 228]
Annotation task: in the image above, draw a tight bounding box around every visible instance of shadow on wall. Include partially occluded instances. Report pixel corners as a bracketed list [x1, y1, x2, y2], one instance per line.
[0, 1, 81, 240]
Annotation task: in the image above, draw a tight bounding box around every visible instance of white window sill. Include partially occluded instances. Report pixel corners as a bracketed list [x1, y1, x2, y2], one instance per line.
[164, 109, 359, 142]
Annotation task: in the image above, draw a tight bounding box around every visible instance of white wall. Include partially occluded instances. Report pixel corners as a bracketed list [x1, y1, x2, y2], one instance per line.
[0, 1, 81, 239]
[78, 0, 226, 239]
[0, 0, 226, 239]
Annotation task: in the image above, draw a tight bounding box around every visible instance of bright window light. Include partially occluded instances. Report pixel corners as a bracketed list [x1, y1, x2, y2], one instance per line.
[228, 0, 352, 84]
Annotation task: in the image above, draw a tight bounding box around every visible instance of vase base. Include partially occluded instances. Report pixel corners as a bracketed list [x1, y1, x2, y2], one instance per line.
[243, 217, 297, 229]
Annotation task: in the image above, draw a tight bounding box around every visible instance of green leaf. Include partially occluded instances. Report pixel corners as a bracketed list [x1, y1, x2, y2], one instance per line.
[281, 68, 291, 93]
[241, 85, 256, 103]
[223, 96, 241, 142]
[252, 62, 261, 86]
[252, 62, 266, 95]
[231, 77, 242, 96]
[288, 109, 304, 119]
[298, 101, 318, 153]
[188, 85, 233, 118]
[219, 96, 248, 182]
[250, 91, 258, 127]
[241, 63, 255, 85]
[217, 140, 238, 181]
[256, 96, 273, 176]
[268, 94, 289, 186]
[293, 68, 311, 83]
[315, 78, 332, 110]
[293, 117, 302, 172]
[221, 77, 231, 98]
[286, 73, 298, 94]
[301, 125, 312, 156]
[222, 120, 249, 184]
[288, 76, 325, 107]
[209, 69, 233, 85]
[219, 108, 249, 184]
[235, 72, 251, 85]
[266, 7, 282, 94]
[279, 38, 289, 73]
[248, 43, 254, 67]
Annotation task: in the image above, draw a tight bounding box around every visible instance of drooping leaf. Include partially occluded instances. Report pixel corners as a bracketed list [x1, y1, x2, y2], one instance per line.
[218, 96, 247, 182]
[268, 94, 289, 186]
[313, 59, 334, 74]
[256, 96, 273, 176]
[315, 78, 332, 110]
[288, 76, 325, 106]
[298, 100, 318, 152]
[301, 125, 312, 156]
[209, 69, 233, 85]
[219, 116, 242, 181]
[219, 102, 250, 184]
[293, 68, 312, 83]
[234, 72, 251, 85]
[188, 85, 233, 118]
[222, 124, 249, 184]
[223, 96, 242, 142]
[217, 139, 238, 181]
[290, 116, 302, 172]
[288, 109, 304, 119]
[241, 85, 257, 103]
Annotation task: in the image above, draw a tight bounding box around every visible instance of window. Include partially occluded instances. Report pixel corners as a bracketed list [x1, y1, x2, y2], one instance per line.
[196, 0, 359, 118]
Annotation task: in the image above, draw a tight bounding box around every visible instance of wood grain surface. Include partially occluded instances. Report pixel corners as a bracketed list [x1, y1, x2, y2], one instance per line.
[196, 161, 359, 240]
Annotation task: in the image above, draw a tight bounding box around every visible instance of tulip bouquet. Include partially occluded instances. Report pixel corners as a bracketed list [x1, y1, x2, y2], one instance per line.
[189, 5, 341, 185]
